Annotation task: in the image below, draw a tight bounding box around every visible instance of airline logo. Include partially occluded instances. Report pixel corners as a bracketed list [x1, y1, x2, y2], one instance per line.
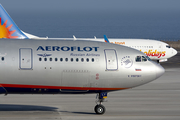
[37, 53, 52, 57]
[37, 46, 99, 52]
[140, 50, 166, 58]
[0, 17, 18, 38]
[121, 56, 133, 68]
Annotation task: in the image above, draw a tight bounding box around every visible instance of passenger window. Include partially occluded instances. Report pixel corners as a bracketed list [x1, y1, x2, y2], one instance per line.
[81, 58, 84, 62]
[50, 58, 52, 61]
[76, 58, 79, 62]
[135, 56, 141, 62]
[65, 58, 68, 62]
[39, 57, 42, 61]
[86, 58, 89, 62]
[2, 57, 4, 61]
[71, 58, 73, 62]
[142, 56, 147, 62]
[44, 58, 47, 61]
[60, 58, 63, 62]
[92, 58, 94, 62]
[55, 58, 58, 61]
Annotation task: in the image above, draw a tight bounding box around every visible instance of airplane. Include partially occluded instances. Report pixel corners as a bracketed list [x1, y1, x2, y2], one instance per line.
[64, 36, 178, 63]
[0, 4, 177, 63]
[0, 4, 165, 114]
[0, 38, 164, 114]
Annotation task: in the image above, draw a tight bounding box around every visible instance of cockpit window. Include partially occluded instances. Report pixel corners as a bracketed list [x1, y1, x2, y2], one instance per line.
[145, 56, 151, 61]
[136, 56, 151, 62]
[142, 56, 147, 62]
[135, 56, 141, 62]
[166, 45, 171, 48]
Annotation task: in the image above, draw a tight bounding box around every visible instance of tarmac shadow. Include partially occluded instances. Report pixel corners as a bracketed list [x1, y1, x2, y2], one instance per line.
[0, 104, 96, 115]
[60, 110, 95, 115]
[0, 104, 58, 111]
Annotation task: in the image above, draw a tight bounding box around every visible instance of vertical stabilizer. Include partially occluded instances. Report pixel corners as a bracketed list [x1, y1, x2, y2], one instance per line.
[0, 4, 28, 39]
[104, 35, 110, 43]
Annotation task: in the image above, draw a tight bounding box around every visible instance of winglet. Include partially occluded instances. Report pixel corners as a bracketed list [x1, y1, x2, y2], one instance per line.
[104, 35, 109, 43]
[0, 4, 28, 39]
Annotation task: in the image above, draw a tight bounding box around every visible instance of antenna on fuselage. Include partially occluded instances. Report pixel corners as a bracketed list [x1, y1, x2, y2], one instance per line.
[73, 35, 77, 40]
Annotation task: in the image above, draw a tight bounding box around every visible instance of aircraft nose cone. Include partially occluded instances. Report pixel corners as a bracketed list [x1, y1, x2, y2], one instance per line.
[155, 64, 165, 79]
[172, 48, 178, 56]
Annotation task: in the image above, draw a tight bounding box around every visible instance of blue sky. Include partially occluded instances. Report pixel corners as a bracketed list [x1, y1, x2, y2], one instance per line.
[1, 0, 180, 13]
[1, 0, 180, 39]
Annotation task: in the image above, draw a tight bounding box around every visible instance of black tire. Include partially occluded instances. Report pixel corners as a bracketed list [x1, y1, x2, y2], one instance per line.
[94, 104, 106, 114]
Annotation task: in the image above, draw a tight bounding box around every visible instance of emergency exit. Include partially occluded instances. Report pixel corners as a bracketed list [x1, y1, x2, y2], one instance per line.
[104, 49, 118, 70]
[19, 48, 33, 70]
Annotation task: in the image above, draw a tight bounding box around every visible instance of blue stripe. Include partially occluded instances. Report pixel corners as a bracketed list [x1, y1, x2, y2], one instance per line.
[4, 87, 112, 94]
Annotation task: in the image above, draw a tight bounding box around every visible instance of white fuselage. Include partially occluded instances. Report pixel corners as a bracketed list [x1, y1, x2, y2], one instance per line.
[49, 38, 177, 61]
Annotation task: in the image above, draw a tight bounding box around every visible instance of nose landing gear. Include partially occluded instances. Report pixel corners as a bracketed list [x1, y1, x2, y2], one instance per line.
[94, 104, 105, 114]
[94, 92, 107, 114]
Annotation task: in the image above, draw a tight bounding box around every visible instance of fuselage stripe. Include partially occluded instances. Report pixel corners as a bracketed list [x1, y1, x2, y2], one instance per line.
[0, 84, 128, 91]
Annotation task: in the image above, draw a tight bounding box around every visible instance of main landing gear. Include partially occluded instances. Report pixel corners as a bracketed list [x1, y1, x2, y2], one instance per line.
[94, 92, 107, 114]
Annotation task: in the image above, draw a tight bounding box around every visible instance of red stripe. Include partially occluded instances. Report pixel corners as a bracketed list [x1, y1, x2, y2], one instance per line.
[0, 83, 128, 91]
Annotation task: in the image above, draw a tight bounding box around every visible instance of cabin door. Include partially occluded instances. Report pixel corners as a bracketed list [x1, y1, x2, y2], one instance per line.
[104, 49, 118, 70]
[19, 48, 33, 70]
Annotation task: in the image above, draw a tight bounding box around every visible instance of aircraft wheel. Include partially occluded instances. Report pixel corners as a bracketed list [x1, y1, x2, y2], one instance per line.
[94, 104, 106, 114]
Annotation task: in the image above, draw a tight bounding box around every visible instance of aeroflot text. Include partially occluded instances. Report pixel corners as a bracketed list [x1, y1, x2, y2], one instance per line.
[37, 46, 99, 52]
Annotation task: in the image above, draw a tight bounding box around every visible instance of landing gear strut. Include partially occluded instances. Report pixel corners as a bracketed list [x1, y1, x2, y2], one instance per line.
[157, 60, 160, 63]
[94, 92, 107, 114]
